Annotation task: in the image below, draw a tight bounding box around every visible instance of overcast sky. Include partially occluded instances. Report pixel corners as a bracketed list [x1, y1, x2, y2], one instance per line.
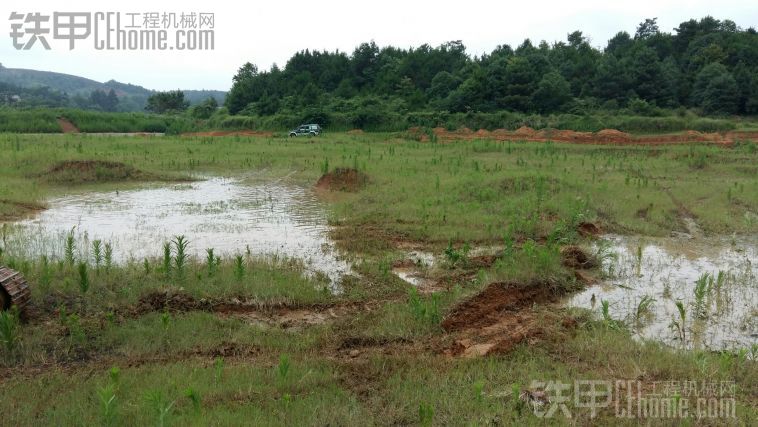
[1, 0, 756, 91]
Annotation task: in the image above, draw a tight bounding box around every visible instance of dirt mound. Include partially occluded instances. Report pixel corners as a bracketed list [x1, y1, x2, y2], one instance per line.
[441, 281, 566, 357]
[57, 117, 80, 133]
[136, 290, 208, 313]
[315, 168, 368, 192]
[514, 126, 537, 137]
[596, 129, 631, 142]
[577, 221, 602, 237]
[442, 281, 555, 332]
[347, 129, 364, 135]
[46, 160, 149, 184]
[560, 245, 597, 269]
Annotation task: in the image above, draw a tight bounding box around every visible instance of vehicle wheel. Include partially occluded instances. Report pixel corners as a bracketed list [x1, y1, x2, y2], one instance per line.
[289, 133, 295, 138]
[310, 132, 316, 137]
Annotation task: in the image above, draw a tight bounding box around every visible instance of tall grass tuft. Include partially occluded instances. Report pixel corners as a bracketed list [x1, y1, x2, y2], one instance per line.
[162, 242, 172, 276]
[143, 390, 175, 427]
[671, 301, 687, 343]
[92, 240, 102, 272]
[277, 354, 291, 381]
[205, 248, 218, 277]
[408, 288, 441, 325]
[172, 235, 189, 280]
[0, 306, 21, 355]
[104, 243, 113, 273]
[65, 230, 76, 266]
[98, 368, 120, 426]
[78, 262, 89, 294]
[418, 402, 434, 426]
[39, 255, 51, 292]
[693, 273, 710, 319]
[635, 295, 655, 323]
[184, 388, 202, 414]
[601, 300, 622, 330]
[234, 254, 245, 281]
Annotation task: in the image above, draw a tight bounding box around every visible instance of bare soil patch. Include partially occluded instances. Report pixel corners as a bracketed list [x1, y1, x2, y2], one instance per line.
[132, 290, 371, 329]
[560, 245, 598, 269]
[441, 281, 571, 357]
[57, 117, 80, 133]
[577, 221, 602, 237]
[316, 168, 368, 192]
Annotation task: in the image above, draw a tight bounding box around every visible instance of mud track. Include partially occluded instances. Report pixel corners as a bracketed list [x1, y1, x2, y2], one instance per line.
[129, 290, 380, 329]
[441, 281, 577, 357]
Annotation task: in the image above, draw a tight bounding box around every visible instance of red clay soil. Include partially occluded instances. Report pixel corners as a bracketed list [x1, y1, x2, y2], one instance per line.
[57, 117, 80, 133]
[442, 281, 556, 332]
[577, 221, 602, 237]
[181, 130, 273, 137]
[315, 168, 368, 192]
[560, 245, 598, 269]
[407, 127, 758, 146]
[441, 281, 570, 357]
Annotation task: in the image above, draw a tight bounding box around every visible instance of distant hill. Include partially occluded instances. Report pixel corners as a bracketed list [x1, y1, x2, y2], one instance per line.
[0, 64, 226, 111]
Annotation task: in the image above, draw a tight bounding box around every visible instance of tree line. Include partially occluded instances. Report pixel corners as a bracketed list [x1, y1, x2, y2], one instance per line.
[225, 17, 758, 118]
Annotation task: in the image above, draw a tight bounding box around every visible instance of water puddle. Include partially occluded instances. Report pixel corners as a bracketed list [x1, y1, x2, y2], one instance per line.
[392, 250, 436, 288]
[1, 177, 351, 286]
[566, 235, 757, 351]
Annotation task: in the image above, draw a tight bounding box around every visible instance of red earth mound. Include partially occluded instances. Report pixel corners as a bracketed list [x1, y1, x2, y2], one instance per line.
[596, 129, 632, 142]
[316, 168, 368, 192]
[560, 245, 598, 269]
[57, 117, 80, 133]
[577, 221, 602, 237]
[441, 281, 568, 357]
[406, 126, 756, 146]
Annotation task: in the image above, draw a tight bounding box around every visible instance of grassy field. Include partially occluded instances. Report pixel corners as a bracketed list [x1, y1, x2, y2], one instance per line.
[0, 132, 756, 425]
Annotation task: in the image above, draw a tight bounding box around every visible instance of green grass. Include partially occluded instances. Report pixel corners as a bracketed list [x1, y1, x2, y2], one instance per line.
[0, 108, 195, 134]
[0, 131, 756, 425]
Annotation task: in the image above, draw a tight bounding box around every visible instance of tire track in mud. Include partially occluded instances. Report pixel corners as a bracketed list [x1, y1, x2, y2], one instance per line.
[0, 342, 265, 382]
[129, 290, 382, 328]
[440, 281, 567, 357]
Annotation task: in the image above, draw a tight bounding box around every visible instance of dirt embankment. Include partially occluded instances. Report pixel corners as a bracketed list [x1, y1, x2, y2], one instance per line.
[407, 126, 758, 146]
[44, 160, 149, 184]
[131, 290, 371, 329]
[57, 117, 80, 133]
[316, 168, 368, 192]
[441, 281, 576, 358]
[0, 199, 46, 220]
[43, 160, 193, 184]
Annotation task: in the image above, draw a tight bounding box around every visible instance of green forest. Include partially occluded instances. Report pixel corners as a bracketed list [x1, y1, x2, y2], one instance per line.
[225, 17, 758, 125]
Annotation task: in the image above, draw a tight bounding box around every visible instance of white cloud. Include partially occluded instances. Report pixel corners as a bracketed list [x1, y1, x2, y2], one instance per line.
[1, 0, 756, 91]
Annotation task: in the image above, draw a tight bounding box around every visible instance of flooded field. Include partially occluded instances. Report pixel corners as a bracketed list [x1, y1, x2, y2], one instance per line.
[1, 177, 351, 285]
[567, 235, 757, 351]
